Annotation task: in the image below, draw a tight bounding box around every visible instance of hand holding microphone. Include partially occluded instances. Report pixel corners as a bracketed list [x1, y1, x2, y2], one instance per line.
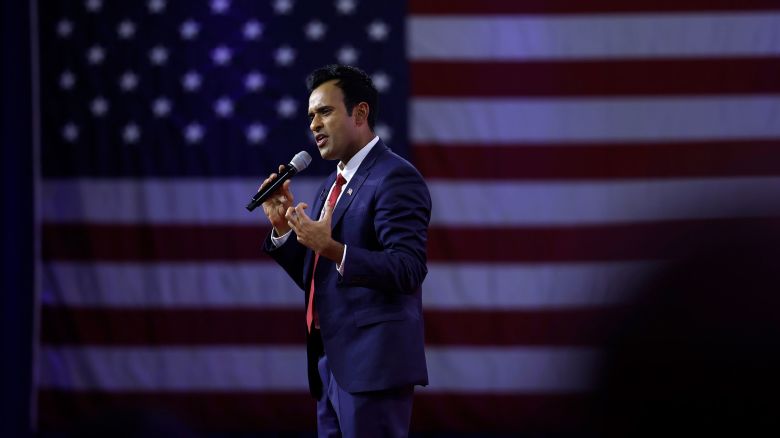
[247, 151, 312, 235]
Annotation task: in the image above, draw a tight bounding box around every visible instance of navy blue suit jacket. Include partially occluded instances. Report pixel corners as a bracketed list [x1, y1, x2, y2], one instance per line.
[264, 141, 431, 397]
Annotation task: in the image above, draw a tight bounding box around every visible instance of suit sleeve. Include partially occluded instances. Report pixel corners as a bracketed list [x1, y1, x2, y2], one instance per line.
[263, 231, 308, 291]
[339, 164, 432, 293]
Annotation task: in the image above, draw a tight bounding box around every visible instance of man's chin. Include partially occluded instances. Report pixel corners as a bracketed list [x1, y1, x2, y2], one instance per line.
[318, 147, 334, 160]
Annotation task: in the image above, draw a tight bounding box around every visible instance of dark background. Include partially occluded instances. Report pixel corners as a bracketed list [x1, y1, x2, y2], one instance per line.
[1, 0, 34, 437]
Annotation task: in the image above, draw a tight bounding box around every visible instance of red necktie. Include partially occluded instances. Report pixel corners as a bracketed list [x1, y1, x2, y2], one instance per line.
[307, 173, 347, 332]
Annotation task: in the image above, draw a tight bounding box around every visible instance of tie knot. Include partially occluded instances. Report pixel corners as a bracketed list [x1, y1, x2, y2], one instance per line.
[335, 173, 347, 187]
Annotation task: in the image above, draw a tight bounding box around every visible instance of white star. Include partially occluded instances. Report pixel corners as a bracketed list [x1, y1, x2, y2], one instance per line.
[274, 45, 295, 66]
[335, 0, 356, 15]
[147, 0, 166, 14]
[117, 20, 136, 39]
[184, 122, 205, 144]
[367, 20, 389, 41]
[210, 0, 230, 14]
[59, 70, 76, 90]
[242, 20, 263, 40]
[273, 0, 294, 14]
[246, 123, 267, 144]
[277, 97, 298, 119]
[85, 0, 102, 13]
[244, 71, 265, 92]
[122, 122, 141, 144]
[90, 96, 109, 117]
[375, 123, 392, 142]
[152, 97, 172, 117]
[56, 19, 74, 38]
[213, 97, 234, 118]
[211, 45, 232, 66]
[336, 45, 358, 65]
[179, 19, 200, 40]
[304, 20, 326, 41]
[119, 71, 139, 92]
[149, 45, 169, 65]
[181, 71, 202, 92]
[372, 71, 391, 93]
[62, 122, 79, 142]
[86, 45, 106, 65]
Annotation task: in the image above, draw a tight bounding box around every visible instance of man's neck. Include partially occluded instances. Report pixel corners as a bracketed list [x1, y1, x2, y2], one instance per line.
[340, 131, 375, 166]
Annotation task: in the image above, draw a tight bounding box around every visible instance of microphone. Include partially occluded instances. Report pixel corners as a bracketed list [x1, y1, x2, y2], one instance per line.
[246, 151, 312, 212]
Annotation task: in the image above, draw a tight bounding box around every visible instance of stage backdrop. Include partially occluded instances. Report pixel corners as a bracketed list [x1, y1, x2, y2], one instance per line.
[34, 0, 780, 435]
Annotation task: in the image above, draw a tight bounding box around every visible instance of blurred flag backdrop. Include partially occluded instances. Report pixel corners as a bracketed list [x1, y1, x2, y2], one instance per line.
[35, 0, 780, 434]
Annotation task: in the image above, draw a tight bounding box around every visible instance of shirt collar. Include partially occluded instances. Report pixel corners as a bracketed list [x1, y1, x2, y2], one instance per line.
[337, 135, 379, 182]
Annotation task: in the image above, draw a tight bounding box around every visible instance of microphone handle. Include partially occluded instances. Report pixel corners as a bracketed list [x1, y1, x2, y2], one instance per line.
[246, 164, 297, 212]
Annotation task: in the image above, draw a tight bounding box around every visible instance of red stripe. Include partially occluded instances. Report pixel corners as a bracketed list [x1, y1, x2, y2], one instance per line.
[38, 390, 590, 433]
[429, 219, 780, 262]
[43, 219, 780, 262]
[412, 59, 780, 97]
[41, 224, 271, 261]
[40, 307, 618, 346]
[409, 0, 780, 15]
[414, 140, 780, 180]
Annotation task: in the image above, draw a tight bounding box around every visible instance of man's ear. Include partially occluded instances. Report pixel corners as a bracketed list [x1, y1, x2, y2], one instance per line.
[354, 102, 370, 126]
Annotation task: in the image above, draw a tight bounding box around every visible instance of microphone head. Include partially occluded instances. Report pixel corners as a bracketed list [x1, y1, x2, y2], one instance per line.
[290, 151, 312, 172]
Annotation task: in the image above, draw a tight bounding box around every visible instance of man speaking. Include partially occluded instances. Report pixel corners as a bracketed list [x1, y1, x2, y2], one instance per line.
[258, 64, 431, 437]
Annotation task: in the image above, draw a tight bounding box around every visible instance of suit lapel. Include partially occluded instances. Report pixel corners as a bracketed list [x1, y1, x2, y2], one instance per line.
[330, 141, 387, 229]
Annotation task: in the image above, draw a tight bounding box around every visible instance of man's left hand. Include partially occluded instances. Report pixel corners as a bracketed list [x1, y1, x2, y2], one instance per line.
[285, 202, 344, 262]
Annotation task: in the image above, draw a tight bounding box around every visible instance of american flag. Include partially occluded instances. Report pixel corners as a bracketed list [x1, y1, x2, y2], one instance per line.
[35, 0, 780, 434]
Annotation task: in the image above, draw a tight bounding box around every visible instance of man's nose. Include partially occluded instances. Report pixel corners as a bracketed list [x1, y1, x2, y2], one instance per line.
[310, 116, 322, 132]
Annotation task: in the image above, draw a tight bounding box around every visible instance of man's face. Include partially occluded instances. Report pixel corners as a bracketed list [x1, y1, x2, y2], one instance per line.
[308, 80, 357, 162]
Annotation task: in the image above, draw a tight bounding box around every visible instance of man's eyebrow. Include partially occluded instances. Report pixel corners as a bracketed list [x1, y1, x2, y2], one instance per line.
[308, 105, 333, 116]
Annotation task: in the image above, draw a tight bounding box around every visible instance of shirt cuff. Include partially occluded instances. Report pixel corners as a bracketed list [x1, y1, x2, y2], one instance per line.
[336, 245, 347, 276]
[270, 229, 291, 247]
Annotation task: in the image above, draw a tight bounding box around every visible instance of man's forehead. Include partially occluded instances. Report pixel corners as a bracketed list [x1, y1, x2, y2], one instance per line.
[308, 82, 343, 112]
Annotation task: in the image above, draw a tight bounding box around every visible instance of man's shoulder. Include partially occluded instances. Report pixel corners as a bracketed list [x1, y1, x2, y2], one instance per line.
[373, 145, 424, 179]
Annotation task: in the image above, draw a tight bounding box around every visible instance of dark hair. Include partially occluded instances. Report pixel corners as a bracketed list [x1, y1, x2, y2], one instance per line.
[306, 64, 378, 130]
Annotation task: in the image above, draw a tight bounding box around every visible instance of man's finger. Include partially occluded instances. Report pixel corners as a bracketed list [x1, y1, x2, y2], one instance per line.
[322, 201, 335, 221]
[285, 206, 297, 222]
[293, 203, 310, 222]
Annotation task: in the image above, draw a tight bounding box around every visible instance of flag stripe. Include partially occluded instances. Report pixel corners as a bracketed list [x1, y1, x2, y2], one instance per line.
[415, 141, 780, 180]
[411, 96, 780, 142]
[38, 390, 590, 432]
[40, 179, 322, 225]
[428, 178, 780, 226]
[412, 58, 780, 97]
[409, 14, 780, 60]
[41, 177, 780, 224]
[42, 261, 653, 309]
[42, 218, 780, 262]
[40, 307, 618, 346]
[38, 346, 599, 392]
[409, 0, 780, 15]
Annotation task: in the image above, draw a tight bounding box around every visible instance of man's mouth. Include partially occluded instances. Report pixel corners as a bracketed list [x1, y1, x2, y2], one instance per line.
[315, 134, 328, 147]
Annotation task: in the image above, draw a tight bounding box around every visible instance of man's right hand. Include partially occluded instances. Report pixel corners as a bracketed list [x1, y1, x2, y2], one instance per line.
[260, 165, 295, 236]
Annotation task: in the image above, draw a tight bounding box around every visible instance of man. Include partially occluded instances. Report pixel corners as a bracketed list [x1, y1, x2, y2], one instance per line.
[259, 64, 431, 437]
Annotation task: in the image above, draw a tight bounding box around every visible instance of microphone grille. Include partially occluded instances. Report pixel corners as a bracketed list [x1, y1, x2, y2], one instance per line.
[290, 151, 312, 172]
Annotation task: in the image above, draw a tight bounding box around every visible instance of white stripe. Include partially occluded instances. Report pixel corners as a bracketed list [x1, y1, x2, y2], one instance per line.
[41, 177, 780, 225]
[411, 96, 780, 142]
[42, 261, 655, 309]
[41, 178, 322, 224]
[38, 346, 599, 393]
[424, 347, 598, 393]
[408, 13, 780, 60]
[429, 177, 780, 225]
